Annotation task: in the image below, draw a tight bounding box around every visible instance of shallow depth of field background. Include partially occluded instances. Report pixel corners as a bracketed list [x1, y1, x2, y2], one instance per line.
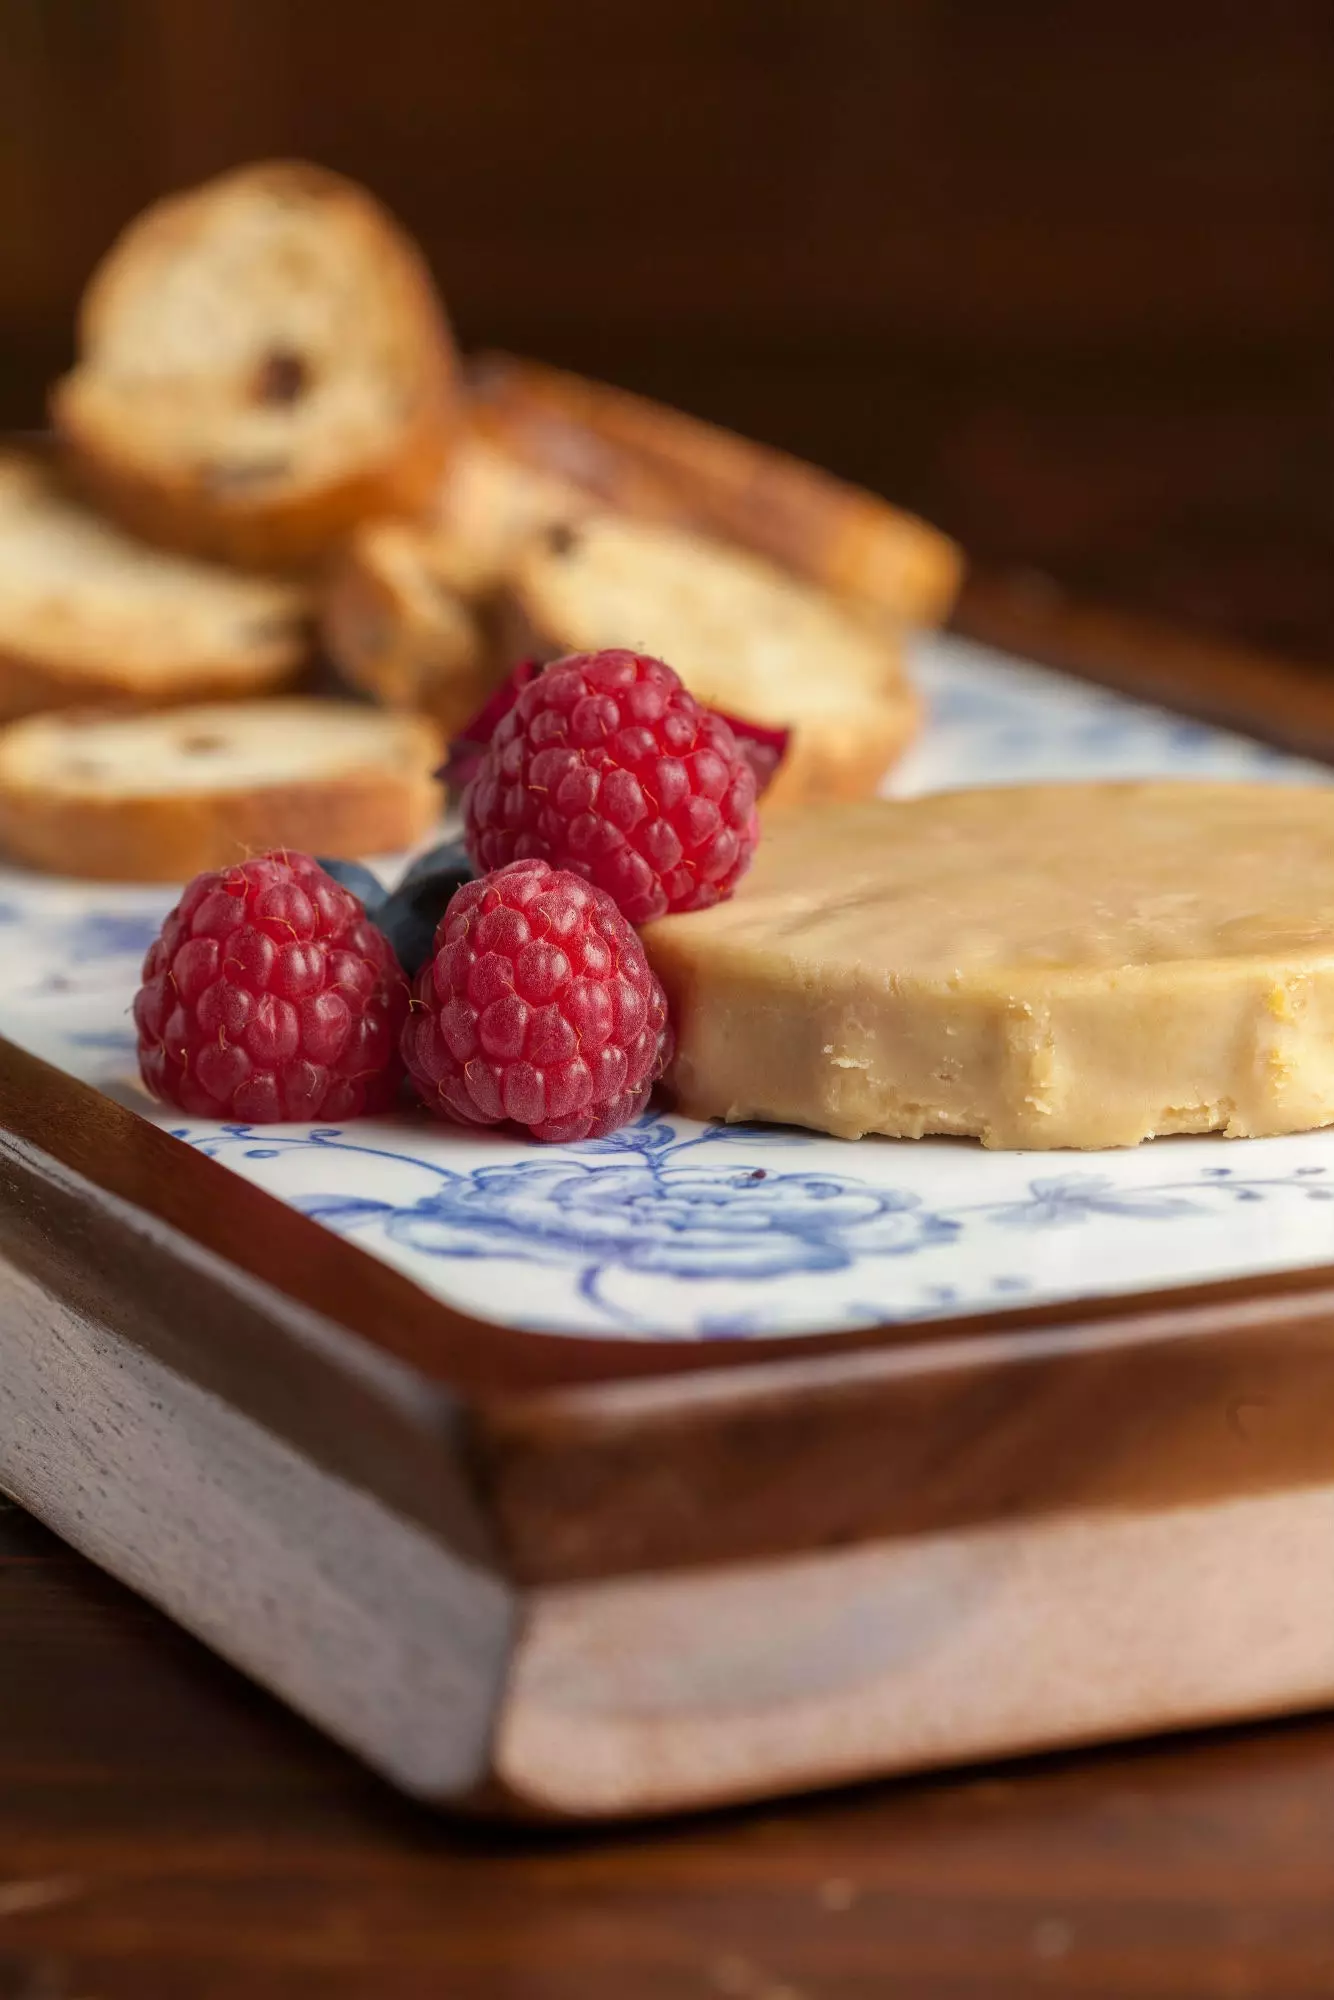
[3, 0, 1332, 661]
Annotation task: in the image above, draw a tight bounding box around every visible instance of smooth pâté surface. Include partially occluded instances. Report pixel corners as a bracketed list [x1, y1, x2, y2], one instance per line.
[464, 650, 759, 925]
[645, 781, 1334, 1148]
[405, 857, 672, 1142]
[135, 851, 407, 1120]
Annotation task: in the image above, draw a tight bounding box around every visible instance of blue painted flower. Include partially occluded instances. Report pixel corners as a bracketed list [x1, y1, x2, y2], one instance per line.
[306, 1155, 956, 1282]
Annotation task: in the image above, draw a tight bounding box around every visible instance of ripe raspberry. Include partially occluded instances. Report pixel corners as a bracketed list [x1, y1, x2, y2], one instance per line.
[135, 852, 409, 1122]
[463, 650, 759, 925]
[404, 857, 673, 1143]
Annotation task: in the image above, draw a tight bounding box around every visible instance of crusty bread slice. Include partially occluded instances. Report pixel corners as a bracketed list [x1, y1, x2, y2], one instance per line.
[52, 161, 460, 569]
[322, 435, 592, 732]
[0, 449, 310, 724]
[420, 433, 597, 599]
[322, 516, 494, 737]
[507, 515, 920, 810]
[0, 700, 442, 881]
[468, 353, 964, 628]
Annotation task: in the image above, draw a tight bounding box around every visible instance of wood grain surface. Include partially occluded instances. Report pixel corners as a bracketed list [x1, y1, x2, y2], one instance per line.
[5, 1497, 1334, 1999]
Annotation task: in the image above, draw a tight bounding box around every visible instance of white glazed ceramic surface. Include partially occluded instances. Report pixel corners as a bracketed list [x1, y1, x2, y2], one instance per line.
[5, 632, 1334, 1341]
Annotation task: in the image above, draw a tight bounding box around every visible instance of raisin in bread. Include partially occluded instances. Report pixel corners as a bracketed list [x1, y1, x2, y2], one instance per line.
[506, 515, 921, 810]
[420, 433, 595, 598]
[52, 161, 459, 569]
[322, 435, 592, 732]
[468, 353, 964, 628]
[0, 700, 442, 881]
[0, 449, 310, 724]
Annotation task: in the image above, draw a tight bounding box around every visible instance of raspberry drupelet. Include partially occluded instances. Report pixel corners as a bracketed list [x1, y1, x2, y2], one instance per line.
[135, 851, 408, 1121]
[404, 857, 672, 1143]
[463, 649, 759, 925]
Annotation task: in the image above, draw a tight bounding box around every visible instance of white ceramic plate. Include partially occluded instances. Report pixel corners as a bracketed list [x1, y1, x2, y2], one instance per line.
[6, 632, 1334, 1341]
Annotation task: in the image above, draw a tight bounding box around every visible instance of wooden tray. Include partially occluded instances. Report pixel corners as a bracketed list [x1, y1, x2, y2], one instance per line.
[8, 378, 1334, 1821]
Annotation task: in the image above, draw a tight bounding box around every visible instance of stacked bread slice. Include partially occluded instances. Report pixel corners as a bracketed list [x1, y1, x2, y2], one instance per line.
[0, 702, 441, 882]
[0, 448, 309, 723]
[0, 156, 961, 881]
[0, 161, 460, 876]
[52, 160, 459, 569]
[322, 404, 950, 813]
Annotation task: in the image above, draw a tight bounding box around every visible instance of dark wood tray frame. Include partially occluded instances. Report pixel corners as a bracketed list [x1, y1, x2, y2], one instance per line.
[7, 528, 1334, 1819]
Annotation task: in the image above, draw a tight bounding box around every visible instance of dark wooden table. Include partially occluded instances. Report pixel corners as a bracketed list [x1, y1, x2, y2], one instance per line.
[4, 1492, 1334, 1999]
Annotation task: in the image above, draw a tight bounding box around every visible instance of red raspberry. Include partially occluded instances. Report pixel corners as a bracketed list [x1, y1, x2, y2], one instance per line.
[404, 857, 673, 1143]
[463, 649, 759, 925]
[134, 852, 408, 1122]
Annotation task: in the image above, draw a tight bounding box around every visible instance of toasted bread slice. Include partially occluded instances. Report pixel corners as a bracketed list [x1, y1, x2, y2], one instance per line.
[0, 449, 310, 724]
[322, 517, 494, 737]
[507, 515, 920, 810]
[0, 700, 442, 881]
[322, 435, 592, 731]
[468, 353, 964, 628]
[423, 433, 596, 598]
[53, 161, 460, 569]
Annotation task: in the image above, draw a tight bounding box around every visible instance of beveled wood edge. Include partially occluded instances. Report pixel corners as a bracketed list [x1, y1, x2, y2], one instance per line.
[474, 1277, 1334, 1582]
[495, 1483, 1334, 1817]
[0, 1243, 519, 1809]
[0, 1058, 502, 1566]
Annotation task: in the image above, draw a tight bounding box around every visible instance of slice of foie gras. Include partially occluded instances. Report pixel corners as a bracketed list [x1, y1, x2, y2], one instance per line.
[641, 783, 1334, 1150]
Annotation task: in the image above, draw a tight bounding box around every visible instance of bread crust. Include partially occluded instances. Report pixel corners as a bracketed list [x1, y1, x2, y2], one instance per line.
[322, 524, 497, 738]
[0, 634, 306, 729]
[501, 593, 920, 812]
[54, 390, 456, 572]
[759, 684, 922, 812]
[0, 447, 311, 722]
[467, 353, 964, 627]
[0, 706, 442, 882]
[501, 519, 921, 812]
[53, 162, 461, 570]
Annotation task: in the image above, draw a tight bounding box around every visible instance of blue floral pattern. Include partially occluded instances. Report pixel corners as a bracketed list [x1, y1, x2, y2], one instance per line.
[176, 1117, 964, 1329]
[3, 631, 1334, 1340]
[153, 1116, 1334, 1335]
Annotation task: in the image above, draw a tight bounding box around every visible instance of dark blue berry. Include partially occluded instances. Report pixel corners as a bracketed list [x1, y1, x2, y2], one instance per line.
[315, 857, 387, 911]
[397, 837, 472, 893]
[318, 840, 474, 980]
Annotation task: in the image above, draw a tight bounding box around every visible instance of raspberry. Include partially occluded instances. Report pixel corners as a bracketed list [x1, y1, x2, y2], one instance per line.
[134, 852, 409, 1122]
[463, 650, 759, 924]
[404, 857, 673, 1143]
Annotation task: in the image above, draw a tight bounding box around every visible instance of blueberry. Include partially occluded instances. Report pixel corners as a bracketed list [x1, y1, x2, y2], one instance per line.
[397, 837, 472, 891]
[315, 856, 387, 911]
[317, 842, 474, 979]
[377, 842, 475, 979]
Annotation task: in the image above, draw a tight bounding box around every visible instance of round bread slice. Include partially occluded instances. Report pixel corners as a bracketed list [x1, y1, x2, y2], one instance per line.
[0, 450, 310, 724]
[52, 161, 460, 569]
[0, 701, 442, 882]
[506, 515, 920, 809]
[644, 783, 1334, 1149]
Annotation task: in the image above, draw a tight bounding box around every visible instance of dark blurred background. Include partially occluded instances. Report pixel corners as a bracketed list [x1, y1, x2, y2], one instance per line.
[3, 0, 1333, 660]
